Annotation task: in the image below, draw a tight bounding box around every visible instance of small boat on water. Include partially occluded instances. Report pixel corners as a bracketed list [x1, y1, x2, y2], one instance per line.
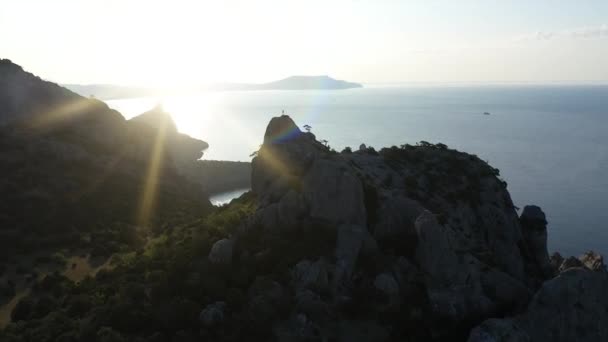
[483, 112, 491, 115]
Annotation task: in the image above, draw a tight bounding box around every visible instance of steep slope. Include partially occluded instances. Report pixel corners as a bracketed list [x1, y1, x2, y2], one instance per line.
[0, 59, 211, 262]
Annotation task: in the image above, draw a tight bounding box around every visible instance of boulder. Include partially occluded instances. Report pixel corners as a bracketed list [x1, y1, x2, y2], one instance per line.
[199, 301, 226, 327]
[208, 239, 233, 264]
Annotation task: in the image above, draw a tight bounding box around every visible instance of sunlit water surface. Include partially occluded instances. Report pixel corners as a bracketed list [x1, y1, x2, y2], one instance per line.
[106, 86, 608, 256]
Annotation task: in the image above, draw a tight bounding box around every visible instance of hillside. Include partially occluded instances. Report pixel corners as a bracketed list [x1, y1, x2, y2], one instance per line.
[1, 114, 606, 341]
[0, 59, 214, 255]
[0, 60, 249, 328]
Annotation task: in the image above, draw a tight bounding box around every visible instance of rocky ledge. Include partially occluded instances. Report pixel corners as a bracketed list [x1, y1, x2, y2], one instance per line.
[209, 115, 608, 341]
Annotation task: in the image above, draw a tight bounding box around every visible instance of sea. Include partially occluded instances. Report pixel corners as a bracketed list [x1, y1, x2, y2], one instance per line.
[105, 85, 608, 257]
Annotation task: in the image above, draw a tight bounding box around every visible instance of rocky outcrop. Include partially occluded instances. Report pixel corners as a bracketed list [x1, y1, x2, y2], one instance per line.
[233, 115, 582, 339]
[519, 205, 553, 283]
[550, 250, 607, 274]
[579, 250, 606, 272]
[468, 268, 608, 342]
[128, 106, 209, 177]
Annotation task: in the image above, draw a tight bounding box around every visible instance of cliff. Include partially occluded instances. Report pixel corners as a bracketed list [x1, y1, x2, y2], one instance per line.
[212, 115, 606, 341]
[0, 59, 212, 261]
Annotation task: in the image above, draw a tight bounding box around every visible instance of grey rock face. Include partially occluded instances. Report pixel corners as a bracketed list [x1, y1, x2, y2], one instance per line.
[334, 224, 371, 289]
[302, 158, 367, 226]
[415, 210, 529, 325]
[208, 239, 234, 264]
[415, 211, 492, 321]
[373, 196, 423, 242]
[291, 259, 330, 291]
[520, 205, 552, 281]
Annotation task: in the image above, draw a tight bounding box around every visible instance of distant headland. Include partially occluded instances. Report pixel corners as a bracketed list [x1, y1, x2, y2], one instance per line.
[64, 75, 362, 99]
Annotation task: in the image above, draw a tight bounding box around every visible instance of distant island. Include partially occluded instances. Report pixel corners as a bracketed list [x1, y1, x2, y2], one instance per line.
[64, 75, 363, 100]
[215, 75, 363, 91]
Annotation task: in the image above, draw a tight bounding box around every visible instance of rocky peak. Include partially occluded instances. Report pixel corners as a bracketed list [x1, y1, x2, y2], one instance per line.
[240, 115, 572, 338]
[519, 205, 553, 283]
[128, 104, 178, 134]
[263, 114, 303, 144]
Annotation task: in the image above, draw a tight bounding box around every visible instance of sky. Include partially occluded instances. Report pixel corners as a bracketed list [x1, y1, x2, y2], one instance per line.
[1, 0, 607, 85]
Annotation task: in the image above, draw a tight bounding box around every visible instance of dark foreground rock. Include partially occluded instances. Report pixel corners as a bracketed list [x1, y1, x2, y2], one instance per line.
[469, 268, 608, 342]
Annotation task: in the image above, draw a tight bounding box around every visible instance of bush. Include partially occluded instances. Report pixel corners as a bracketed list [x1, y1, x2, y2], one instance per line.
[12, 297, 35, 321]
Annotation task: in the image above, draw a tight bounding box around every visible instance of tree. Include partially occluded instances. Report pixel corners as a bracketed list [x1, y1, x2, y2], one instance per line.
[321, 139, 328, 147]
[341, 146, 352, 154]
[303, 124, 312, 133]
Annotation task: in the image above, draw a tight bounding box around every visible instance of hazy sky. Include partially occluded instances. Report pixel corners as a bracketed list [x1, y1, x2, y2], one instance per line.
[1, 0, 607, 85]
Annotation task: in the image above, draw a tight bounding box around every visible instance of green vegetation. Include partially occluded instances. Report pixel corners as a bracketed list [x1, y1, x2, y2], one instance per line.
[0, 192, 340, 341]
[380, 142, 507, 220]
[0, 127, 210, 263]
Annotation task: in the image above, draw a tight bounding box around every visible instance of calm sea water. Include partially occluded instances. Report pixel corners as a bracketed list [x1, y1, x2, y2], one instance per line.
[106, 85, 608, 257]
